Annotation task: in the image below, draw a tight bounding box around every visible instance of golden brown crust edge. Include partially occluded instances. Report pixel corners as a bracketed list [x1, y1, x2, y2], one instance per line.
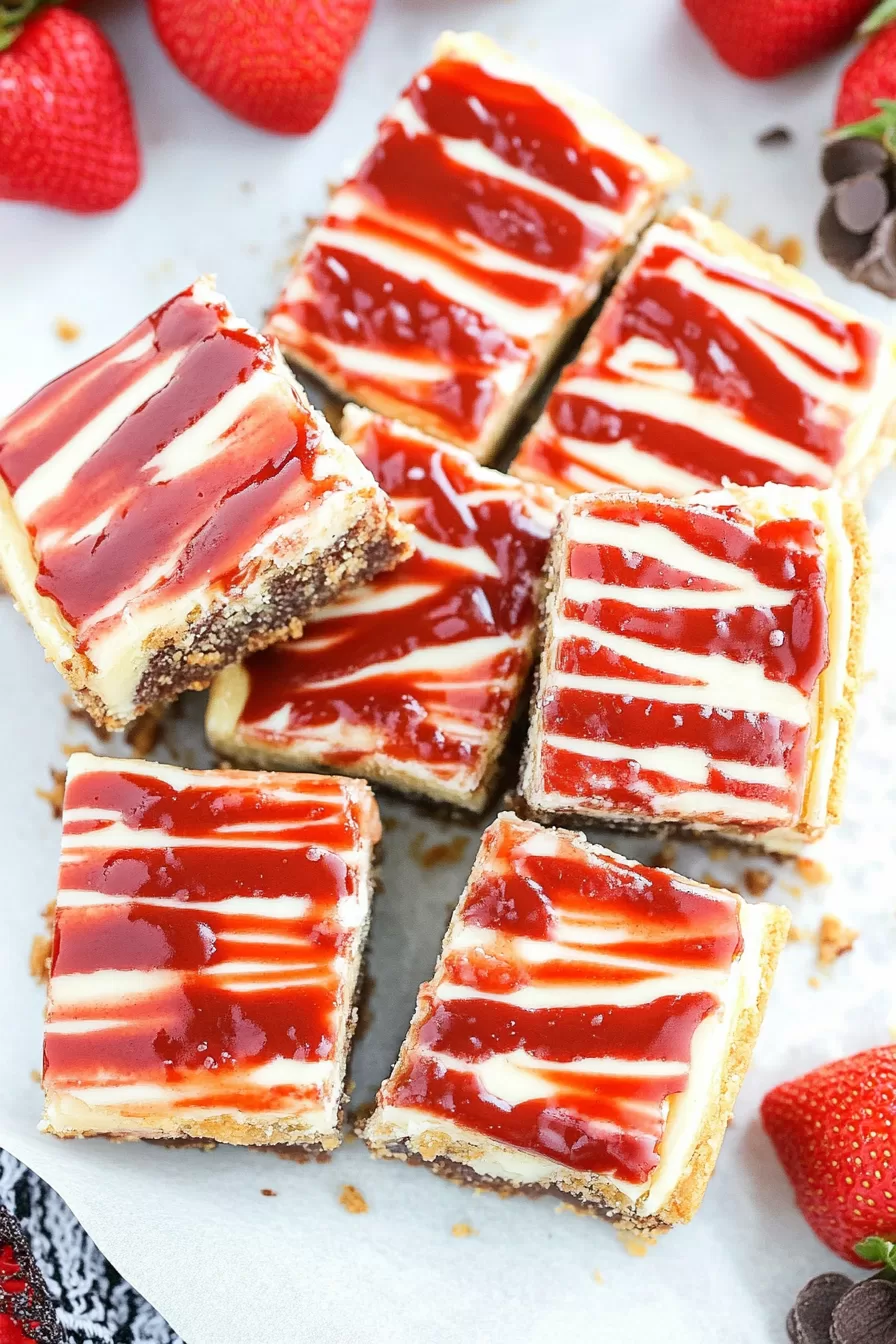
[825, 498, 872, 829]
[658, 904, 791, 1226]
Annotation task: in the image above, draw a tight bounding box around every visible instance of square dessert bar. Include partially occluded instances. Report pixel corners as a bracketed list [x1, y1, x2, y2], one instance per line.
[511, 208, 896, 497]
[521, 484, 869, 853]
[267, 31, 688, 461]
[0, 278, 409, 730]
[41, 753, 380, 1150]
[207, 406, 559, 810]
[364, 813, 789, 1233]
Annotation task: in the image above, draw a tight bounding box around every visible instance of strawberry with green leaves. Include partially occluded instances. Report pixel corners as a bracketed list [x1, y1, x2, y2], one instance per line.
[0, 2, 140, 213]
[762, 1046, 896, 1266]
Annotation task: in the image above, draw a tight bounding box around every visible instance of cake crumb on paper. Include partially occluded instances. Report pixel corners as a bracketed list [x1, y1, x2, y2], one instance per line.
[451, 1223, 476, 1238]
[808, 975, 821, 990]
[62, 742, 93, 758]
[817, 914, 858, 966]
[797, 857, 830, 886]
[36, 768, 66, 820]
[125, 712, 161, 759]
[54, 317, 81, 343]
[29, 936, 51, 985]
[410, 832, 469, 870]
[260, 1189, 277, 1197]
[617, 1231, 656, 1257]
[743, 868, 773, 898]
[788, 926, 804, 943]
[593, 1270, 603, 1284]
[339, 1184, 368, 1215]
[30, 1070, 41, 1084]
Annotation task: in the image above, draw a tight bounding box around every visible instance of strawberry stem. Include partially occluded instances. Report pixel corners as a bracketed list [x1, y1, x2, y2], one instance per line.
[0, 0, 57, 52]
[861, 0, 896, 36]
[831, 98, 896, 153]
[855, 1237, 896, 1279]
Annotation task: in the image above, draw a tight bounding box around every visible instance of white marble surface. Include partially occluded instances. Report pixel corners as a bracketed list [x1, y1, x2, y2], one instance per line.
[1, 2, 895, 1341]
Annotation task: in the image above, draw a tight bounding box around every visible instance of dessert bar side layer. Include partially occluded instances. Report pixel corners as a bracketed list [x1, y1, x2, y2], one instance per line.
[511, 209, 896, 497]
[268, 31, 688, 458]
[521, 486, 844, 847]
[207, 408, 558, 806]
[366, 815, 785, 1223]
[42, 755, 378, 1145]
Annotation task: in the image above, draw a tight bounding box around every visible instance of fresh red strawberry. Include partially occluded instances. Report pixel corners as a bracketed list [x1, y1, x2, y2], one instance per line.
[148, 0, 374, 135]
[835, 4, 896, 126]
[762, 1047, 896, 1265]
[683, 0, 876, 79]
[0, 4, 140, 213]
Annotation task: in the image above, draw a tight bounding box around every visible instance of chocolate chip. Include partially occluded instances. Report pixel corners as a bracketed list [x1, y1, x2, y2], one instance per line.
[822, 136, 889, 185]
[818, 198, 875, 267]
[758, 125, 793, 147]
[830, 1278, 896, 1344]
[852, 211, 896, 296]
[792, 1272, 855, 1344]
[833, 173, 890, 234]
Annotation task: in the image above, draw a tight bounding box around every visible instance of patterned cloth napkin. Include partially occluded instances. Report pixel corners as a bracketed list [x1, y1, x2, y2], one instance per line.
[0, 1152, 179, 1344]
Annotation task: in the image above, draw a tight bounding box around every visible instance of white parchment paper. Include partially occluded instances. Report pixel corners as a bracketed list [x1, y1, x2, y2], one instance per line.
[1, 2, 895, 1340]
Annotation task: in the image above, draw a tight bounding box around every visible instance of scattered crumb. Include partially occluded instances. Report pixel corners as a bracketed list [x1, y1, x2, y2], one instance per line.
[710, 193, 731, 221]
[757, 125, 793, 147]
[125, 712, 161, 759]
[782, 883, 803, 900]
[749, 227, 804, 267]
[451, 1222, 476, 1238]
[796, 857, 830, 886]
[808, 975, 821, 990]
[817, 914, 858, 966]
[36, 768, 66, 820]
[42, 900, 56, 924]
[592, 1270, 603, 1284]
[382, 816, 398, 833]
[617, 1231, 657, 1256]
[62, 741, 93, 758]
[743, 868, 773, 898]
[651, 842, 677, 869]
[343, 1129, 357, 1144]
[688, 191, 704, 211]
[54, 317, 81, 343]
[339, 1184, 368, 1215]
[700, 873, 728, 890]
[240, 181, 255, 194]
[29, 935, 51, 985]
[788, 926, 804, 943]
[707, 844, 729, 862]
[30, 1070, 41, 1084]
[410, 832, 469, 870]
[62, 695, 110, 740]
[260, 1188, 277, 1197]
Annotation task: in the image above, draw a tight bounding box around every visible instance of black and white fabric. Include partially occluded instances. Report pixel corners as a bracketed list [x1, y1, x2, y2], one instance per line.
[0, 1152, 180, 1344]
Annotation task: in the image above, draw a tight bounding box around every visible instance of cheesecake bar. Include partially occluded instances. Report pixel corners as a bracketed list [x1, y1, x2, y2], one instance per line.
[267, 31, 688, 462]
[364, 812, 789, 1233]
[41, 753, 379, 1149]
[520, 484, 869, 853]
[207, 406, 559, 809]
[511, 208, 896, 497]
[0, 278, 410, 730]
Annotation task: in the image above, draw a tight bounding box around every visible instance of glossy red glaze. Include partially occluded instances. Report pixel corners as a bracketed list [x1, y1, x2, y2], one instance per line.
[518, 231, 881, 492]
[270, 51, 654, 446]
[0, 285, 331, 640]
[238, 417, 555, 788]
[44, 766, 374, 1115]
[383, 816, 742, 1184]
[539, 496, 829, 825]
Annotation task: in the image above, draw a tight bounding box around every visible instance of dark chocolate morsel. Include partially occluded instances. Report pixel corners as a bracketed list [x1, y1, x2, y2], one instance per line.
[818, 197, 874, 267]
[834, 173, 890, 234]
[792, 1273, 855, 1344]
[830, 1278, 896, 1344]
[851, 211, 896, 297]
[758, 125, 793, 147]
[822, 136, 889, 186]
